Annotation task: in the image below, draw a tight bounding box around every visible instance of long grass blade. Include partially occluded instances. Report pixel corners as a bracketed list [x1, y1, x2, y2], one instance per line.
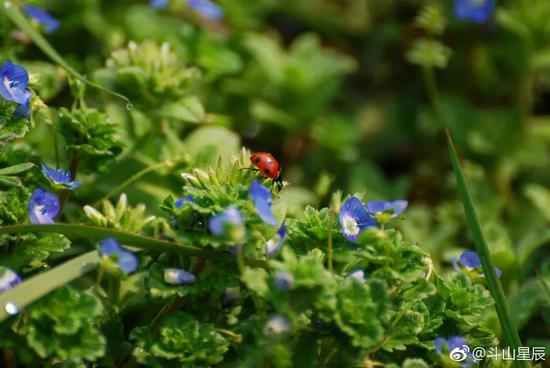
[0, 250, 99, 322]
[445, 129, 527, 368]
[0, 224, 267, 268]
[3, 2, 131, 106]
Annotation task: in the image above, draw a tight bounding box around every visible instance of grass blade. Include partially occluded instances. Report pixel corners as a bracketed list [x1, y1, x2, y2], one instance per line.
[3, 2, 131, 106]
[445, 129, 527, 368]
[0, 250, 99, 322]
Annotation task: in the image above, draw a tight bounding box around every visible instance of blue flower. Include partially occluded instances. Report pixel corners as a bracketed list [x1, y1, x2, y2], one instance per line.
[175, 195, 194, 208]
[265, 223, 286, 254]
[339, 196, 377, 243]
[187, 0, 223, 20]
[452, 250, 502, 277]
[264, 314, 291, 335]
[0, 61, 30, 105]
[28, 188, 60, 224]
[164, 268, 196, 285]
[250, 179, 278, 226]
[454, 0, 494, 23]
[150, 0, 168, 9]
[23, 5, 60, 33]
[209, 207, 245, 241]
[346, 269, 365, 282]
[435, 335, 474, 366]
[274, 271, 293, 291]
[0, 267, 21, 295]
[99, 238, 138, 274]
[14, 90, 32, 119]
[41, 162, 81, 190]
[365, 200, 408, 217]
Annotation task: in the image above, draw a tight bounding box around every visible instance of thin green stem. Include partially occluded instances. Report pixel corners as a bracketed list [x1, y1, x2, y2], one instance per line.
[0, 224, 268, 268]
[4, 2, 131, 106]
[327, 217, 333, 273]
[50, 110, 60, 169]
[422, 66, 439, 113]
[446, 130, 526, 368]
[93, 160, 173, 207]
[0, 251, 99, 322]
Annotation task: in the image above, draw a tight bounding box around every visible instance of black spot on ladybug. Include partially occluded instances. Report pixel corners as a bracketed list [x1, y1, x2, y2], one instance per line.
[255, 157, 261, 164]
[264, 168, 271, 175]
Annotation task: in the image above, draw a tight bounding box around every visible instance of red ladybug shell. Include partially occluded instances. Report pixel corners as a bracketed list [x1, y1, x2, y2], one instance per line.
[250, 152, 280, 180]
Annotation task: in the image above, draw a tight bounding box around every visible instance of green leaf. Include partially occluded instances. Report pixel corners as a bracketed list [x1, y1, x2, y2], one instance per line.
[25, 286, 105, 362]
[402, 358, 429, 368]
[57, 108, 124, 172]
[0, 162, 34, 176]
[0, 186, 29, 225]
[0, 233, 71, 270]
[183, 126, 240, 165]
[446, 130, 526, 368]
[333, 279, 388, 349]
[131, 311, 228, 367]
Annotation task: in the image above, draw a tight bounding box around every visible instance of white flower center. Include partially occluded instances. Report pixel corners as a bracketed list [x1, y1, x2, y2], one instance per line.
[34, 205, 46, 217]
[343, 215, 360, 236]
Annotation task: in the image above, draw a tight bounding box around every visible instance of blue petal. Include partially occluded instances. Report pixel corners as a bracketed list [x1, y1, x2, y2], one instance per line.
[250, 179, 278, 226]
[495, 267, 502, 278]
[365, 201, 389, 214]
[99, 237, 122, 255]
[459, 250, 481, 269]
[366, 200, 408, 217]
[41, 162, 80, 189]
[150, 0, 168, 9]
[346, 269, 365, 282]
[266, 223, 286, 254]
[0, 61, 29, 104]
[209, 207, 243, 235]
[175, 195, 194, 208]
[447, 335, 468, 351]
[164, 268, 196, 285]
[14, 94, 31, 119]
[23, 5, 60, 33]
[451, 256, 461, 271]
[187, 0, 223, 20]
[274, 271, 293, 291]
[99, 238, 138, 274]
[339, 196, 377, 243]
[0, 267, 21, 295]
[28, 188, 60, 224]
[117, 250, 138, 274]
[391, 200, 408, 216]
[454, 0, 494, 23]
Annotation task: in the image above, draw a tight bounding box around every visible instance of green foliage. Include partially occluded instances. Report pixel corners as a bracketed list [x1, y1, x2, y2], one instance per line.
[131, 311, 229, 368]
[23, 286, 105, 363]
[57, 107, 123, 172]
[1, 0, 549, 366]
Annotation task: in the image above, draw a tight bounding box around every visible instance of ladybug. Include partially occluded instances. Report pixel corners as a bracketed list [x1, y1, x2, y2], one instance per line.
[250, 152, 284, 192]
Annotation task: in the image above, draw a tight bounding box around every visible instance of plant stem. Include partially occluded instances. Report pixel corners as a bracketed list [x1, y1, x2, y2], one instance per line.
[446, 130, 526, 368]
[0, 224, 268, 268]
[93, 160, 173, 207]
[327, 216, 334, 273]
[422, 66, 439, 111]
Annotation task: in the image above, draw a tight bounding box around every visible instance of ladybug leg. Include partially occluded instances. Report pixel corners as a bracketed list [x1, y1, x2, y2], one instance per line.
[239, 167, 260, 173]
